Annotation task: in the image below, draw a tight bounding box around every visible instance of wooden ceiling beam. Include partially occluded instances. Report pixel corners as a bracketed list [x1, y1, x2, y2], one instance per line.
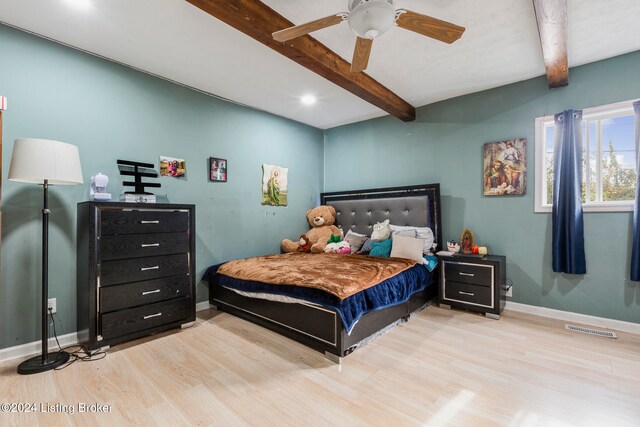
[532, 0, 569, 88]
[185, 0, 416, 122]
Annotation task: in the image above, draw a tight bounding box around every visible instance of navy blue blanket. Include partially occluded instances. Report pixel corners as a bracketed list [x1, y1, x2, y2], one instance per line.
[204, 262, 433, 333]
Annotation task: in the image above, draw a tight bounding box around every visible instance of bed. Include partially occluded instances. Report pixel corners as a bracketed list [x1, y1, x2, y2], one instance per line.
[205, 183, 442, 362]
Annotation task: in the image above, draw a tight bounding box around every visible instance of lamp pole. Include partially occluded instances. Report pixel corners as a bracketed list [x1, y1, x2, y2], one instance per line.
[41, 179, 49, 363]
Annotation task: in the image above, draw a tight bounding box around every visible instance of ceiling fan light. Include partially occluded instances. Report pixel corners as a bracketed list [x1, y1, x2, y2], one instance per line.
[348, 0, 396, 39]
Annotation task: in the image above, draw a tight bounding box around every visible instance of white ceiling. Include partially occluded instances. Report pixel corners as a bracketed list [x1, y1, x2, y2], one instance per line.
[0, 0, 639, 129]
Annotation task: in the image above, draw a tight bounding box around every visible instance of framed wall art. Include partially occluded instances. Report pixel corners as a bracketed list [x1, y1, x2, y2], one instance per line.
[483, 138, 527, 196]
[159, 156, 186, 178]
[209, 157, 227, 182]
[261, 163, 288, 206]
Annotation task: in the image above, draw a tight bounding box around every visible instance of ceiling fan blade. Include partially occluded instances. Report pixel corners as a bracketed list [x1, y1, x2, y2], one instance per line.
[351, 37, 373, 73]
[395, 9, 465, 44]
[272, 14, 346, 42]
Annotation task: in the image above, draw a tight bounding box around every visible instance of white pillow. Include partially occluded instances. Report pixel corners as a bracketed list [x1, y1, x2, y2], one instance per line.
[392, 229, 417, 238]
[389, 225, 435, 254]
[344, 230, 368, 253]
[371, 219, 391, 241]
[390, 234, 425, 264]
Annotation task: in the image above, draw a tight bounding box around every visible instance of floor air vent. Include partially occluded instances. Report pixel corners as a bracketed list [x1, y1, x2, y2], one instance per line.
[565, 324, 617, 339]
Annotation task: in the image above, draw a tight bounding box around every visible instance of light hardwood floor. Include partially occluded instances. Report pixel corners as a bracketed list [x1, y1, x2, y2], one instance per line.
[1, 306, 639, 426]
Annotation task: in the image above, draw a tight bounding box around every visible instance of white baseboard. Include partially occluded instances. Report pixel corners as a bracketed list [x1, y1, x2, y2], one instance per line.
[0, 333, 79, 364]
[505, 301, 640, 335]
[1, 303, 212, 364]
[196, 301, 211, 312]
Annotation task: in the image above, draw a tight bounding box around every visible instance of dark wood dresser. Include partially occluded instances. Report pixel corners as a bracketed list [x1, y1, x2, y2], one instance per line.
[77, 202, 195, 350]
[439, 254, 506, 319]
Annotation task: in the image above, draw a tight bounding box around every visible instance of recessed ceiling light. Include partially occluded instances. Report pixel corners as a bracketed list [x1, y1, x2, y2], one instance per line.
[300, 94, 316, 106]
[62, 0, 92, 10]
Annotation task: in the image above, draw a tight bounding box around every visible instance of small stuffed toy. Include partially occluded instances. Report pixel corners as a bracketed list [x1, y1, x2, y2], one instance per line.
[447, 241, 461, 253]
[296, 234, 312, 253]
[324, 234, 351, 254]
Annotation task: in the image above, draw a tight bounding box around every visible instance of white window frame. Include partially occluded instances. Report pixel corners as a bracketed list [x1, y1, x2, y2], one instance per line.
[534, 99, 638, 213]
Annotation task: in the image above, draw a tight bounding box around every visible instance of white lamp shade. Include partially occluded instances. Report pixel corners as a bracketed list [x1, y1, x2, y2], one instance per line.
[8, 138, 84, 185]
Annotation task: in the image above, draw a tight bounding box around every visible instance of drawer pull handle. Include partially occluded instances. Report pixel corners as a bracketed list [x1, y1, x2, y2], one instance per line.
[459, 272, 475, 277]
[141, 243, 160, 247]
[143, 312, 162, 320]
[142, 289, 161, 295]
[459, 291, 475, 296]
[140, 220, 159, 224]
[140, 266, 159, 271]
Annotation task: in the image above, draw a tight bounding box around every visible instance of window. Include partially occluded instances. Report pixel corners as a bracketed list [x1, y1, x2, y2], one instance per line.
[535, 100, 637, 212]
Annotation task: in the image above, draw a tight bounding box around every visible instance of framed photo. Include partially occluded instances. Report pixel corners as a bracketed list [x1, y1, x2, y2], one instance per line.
[159, 156, 186, 178]
[209, 157, 227, 182]
[483, 138, 526, 196]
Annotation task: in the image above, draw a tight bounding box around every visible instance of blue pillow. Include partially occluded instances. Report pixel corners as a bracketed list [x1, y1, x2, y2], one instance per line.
[370, 239, 392, 257]
[423, 255, 438, 272]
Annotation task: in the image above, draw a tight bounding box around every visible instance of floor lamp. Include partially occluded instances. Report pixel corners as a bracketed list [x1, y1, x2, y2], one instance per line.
[8, 138, 83, 375]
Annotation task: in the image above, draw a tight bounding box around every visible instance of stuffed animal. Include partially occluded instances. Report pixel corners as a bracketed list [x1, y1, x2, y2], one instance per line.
[447, 241, 461, 253]
[323, 234, 351, 254]
[281, 205, 341, 254]
[296, 234, 312, 253]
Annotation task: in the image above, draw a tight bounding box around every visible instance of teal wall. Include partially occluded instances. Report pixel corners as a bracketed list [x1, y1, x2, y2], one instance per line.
[0, 25, 324, 349]
[325, 50, 640, 324]
[2, 22, 638, 351]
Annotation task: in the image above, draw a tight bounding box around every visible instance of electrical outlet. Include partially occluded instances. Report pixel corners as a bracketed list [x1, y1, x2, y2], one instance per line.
[47, 298, 57, 314]
[506, 286, 513, 298]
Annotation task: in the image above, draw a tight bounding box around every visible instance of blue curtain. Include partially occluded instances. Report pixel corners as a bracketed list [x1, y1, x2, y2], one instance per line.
[630, 101, 640, 281]
[552, 109, 586, 274]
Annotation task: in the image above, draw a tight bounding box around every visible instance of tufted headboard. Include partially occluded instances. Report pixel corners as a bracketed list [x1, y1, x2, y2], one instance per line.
[321, 183, 442, 251]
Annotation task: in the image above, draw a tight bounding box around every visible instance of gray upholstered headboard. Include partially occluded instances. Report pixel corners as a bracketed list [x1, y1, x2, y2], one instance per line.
[321, 184, 442, 251]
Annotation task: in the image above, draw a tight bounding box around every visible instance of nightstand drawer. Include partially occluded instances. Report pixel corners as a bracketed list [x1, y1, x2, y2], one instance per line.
[443, 281, 492, 307]
[101, 275, 190, 313]
[100, 253, 189, 286]
[101, 297, 191, 340]
[100, 233, 189, 261]
[444, 261, 492, 286]
[100, 210, 189, 235]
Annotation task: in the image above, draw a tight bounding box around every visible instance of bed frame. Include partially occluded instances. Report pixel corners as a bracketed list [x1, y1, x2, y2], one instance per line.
[209, 183, 442, 362]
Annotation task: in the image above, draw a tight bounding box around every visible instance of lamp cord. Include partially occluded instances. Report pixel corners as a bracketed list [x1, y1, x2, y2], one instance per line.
[48, 308, 106, 370]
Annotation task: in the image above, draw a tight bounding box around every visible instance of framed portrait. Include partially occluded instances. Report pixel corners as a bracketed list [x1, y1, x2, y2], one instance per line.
[209, 157, 227, 182]
[483, 138, 527, 196]
[261, 164, 288, 206]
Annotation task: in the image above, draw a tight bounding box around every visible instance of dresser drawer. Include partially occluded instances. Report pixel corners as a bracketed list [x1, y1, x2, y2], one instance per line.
[99, 233, 189, 261]
[100, 210, 189, 235]
[101, 275, 190, 313]
[101, 297, 191, 340]
[444, 261, 493, 286]
[443, 281, 492, 307]
[100, 253, 189, 286]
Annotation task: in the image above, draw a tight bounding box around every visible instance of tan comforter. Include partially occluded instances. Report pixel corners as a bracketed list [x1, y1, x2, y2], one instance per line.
[216, 252, 417, 300]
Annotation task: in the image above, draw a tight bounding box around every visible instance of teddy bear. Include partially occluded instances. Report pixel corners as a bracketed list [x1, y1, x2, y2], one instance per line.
[296, 234, 312, 253]
[281, 205, 341, 254]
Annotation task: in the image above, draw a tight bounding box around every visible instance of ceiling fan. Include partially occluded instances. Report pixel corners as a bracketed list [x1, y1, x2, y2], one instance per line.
[272, 0, 465, 73]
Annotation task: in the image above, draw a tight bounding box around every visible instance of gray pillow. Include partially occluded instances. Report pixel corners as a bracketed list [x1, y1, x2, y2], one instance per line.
[359, 238, 374, 253]
[344, 230, 368, 253]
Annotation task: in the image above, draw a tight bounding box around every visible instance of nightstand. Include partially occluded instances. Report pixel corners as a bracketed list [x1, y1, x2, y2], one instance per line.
[439, 254, 506, 319]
